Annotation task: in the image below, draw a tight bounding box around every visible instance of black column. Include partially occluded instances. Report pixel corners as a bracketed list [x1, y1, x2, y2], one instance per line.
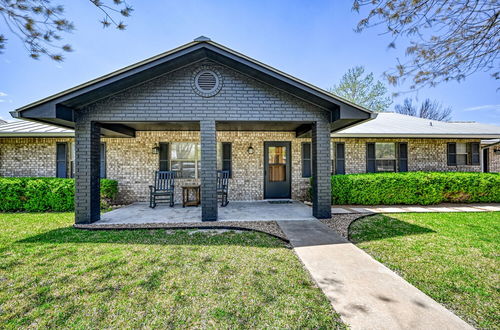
[312, 121, 332, 219]
[200, 120, 218, 221]
[75, 120, 101, 224]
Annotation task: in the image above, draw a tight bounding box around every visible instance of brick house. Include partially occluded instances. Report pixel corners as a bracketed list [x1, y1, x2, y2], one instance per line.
[3, 37, 500, 223]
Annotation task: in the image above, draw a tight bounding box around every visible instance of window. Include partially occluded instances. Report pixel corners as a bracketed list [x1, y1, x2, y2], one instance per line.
[456, 143, 468, 165]
[170, 142, 200, 178]
[57, 142, 106, 178]
[367, 142, 405, 173]
[302, 142, 344, 177]
[375, 143, 397, 172]
[159, 142, 233, 179]
[447, 142, 480, 166]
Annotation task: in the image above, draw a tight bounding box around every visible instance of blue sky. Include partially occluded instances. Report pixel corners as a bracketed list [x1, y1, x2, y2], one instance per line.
[1, 0, 498, 124]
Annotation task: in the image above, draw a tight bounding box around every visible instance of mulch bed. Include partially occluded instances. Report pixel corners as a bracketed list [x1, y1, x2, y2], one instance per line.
[319, 214, 367, 239]
[75, 220, 288, 242]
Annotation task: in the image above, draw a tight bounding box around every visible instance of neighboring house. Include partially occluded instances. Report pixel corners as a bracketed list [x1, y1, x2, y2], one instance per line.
[2, 37, 500, 223]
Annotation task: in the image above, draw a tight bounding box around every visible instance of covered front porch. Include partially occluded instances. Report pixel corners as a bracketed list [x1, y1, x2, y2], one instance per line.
[96, 200, 316, 225]
[12, 38, 373, 224]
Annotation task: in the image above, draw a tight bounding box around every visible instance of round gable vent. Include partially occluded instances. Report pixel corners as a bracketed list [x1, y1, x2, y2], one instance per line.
[192, 67, 223, 97]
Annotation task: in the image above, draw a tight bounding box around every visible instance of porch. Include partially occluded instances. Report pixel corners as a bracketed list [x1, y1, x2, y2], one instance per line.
[96, 200, 316, 225]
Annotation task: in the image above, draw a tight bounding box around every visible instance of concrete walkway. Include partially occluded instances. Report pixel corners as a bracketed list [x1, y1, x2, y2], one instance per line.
[278, 220, 473, 330]
[332, 203, 500, 214]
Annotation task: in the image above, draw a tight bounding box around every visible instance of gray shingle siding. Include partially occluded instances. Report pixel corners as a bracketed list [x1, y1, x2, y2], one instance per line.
[81, 61, 330, 124]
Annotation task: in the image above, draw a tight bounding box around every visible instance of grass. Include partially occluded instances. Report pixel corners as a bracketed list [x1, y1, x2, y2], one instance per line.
[0, 213, 345, 329]
[349, 212, 500, 329]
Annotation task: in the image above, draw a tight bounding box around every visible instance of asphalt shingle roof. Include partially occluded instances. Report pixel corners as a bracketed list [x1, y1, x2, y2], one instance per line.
[332, 113, 500, 138]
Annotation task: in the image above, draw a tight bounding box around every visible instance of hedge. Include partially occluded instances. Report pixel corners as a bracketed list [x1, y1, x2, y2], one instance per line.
[0, 178, 118, 212]
[330, 172, 500, 205]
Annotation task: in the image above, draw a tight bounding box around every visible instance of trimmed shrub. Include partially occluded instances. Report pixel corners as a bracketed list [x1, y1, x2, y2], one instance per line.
[0, 178, 118, 212]
[331, 172, 500, 205]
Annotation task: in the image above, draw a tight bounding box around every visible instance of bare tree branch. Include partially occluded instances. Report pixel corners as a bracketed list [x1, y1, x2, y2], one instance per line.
[395, 97, 453, 121]
[0, 0, 133, 61]
[353, 0, 499, 90]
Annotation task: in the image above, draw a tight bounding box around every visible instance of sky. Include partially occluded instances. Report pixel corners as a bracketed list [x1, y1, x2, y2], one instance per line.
[0, 0, 498, 125]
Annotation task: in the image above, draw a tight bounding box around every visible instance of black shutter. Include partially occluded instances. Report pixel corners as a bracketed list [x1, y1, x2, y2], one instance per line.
[398, 143, 408, 172]
[56, 143, 68, 178]
[302, 142, 312, 177]
[159, 143, 169, 171]
[222, 142, 232, 177]
[100, 143, 106, 178]
[447, 143, 457, 166]
[335, 143, 345, 174]
[366, 143, 376, 173]
[470, 142, 480, 165]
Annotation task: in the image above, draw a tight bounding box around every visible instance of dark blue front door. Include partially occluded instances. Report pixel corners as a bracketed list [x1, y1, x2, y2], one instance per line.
[264, 141, 291, 199]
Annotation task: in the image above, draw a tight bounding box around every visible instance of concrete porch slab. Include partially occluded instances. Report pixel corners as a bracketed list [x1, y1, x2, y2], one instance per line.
[96, 201, 315, 225]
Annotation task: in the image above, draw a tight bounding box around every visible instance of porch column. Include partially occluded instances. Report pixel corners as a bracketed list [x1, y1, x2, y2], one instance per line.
[200, 120, 218, 221]
[75, 120, 101, 224]
[311, 120, 332, 219]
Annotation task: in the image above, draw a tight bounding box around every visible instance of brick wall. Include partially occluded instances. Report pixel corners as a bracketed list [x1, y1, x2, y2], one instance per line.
[1, 135, 489, 205]
[332, 138, 483, 173]
[487, 147, 500, 172]
[0, 137, 73, 177]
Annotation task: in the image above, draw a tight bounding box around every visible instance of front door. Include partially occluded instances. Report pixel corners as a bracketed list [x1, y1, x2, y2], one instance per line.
[264, 141, 291, 199]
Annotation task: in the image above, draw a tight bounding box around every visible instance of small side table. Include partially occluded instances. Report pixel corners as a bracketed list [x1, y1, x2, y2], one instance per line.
[182, 185, 201, 207]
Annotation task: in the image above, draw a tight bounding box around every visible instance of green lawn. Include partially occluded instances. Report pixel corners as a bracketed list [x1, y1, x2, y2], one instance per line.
[0, 213, 344, 329]
[349, 212, 500, 329]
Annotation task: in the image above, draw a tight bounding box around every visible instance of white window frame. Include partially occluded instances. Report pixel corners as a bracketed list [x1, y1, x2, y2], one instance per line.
[170, 142, 201, 179]
[456, 142, 468, 165]
[375, 142, 397, 172]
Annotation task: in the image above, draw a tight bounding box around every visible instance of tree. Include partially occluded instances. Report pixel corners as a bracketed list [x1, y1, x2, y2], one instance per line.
[0, 0, 133, 61]
[353, 0, 500, 90]
[329, 66, 392, 112]
[394, 98, 452, 121]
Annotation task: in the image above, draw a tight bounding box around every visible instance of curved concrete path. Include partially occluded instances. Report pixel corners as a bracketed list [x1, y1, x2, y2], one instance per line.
[278, 220, 473, 330]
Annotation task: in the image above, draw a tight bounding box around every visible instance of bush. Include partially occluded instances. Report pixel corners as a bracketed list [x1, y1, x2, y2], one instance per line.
[0, 178, 118, 212]
[330, 172, 500, 205]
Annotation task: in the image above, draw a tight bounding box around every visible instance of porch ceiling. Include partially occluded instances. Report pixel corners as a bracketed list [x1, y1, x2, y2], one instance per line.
[98, 120, 312, 136]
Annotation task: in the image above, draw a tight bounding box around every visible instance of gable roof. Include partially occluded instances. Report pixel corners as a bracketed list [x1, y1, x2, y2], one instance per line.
[10, 37, 374, 133]
[332, 112, 500, 138]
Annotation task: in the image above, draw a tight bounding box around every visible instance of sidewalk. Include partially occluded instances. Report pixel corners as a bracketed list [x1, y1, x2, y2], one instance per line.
[332, 203, 500, 214]
[278, 220, 473, 330]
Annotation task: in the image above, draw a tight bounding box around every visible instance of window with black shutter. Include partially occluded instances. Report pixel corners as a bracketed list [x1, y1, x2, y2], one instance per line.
[470, 142, 480, 165]
[100, 143, 107, 178]
[335, 143, 345, 174]
[56, 143, 68, 178]
[159, 142, 169, 171]
[222, 142, 232, 177]
[366, 143, 376, 173]
[447, 143, 457, 166]
[302, 142, 312, 177]
[398, 142, 408, 172]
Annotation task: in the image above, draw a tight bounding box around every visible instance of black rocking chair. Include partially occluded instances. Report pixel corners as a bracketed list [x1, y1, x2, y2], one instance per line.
[149, 171, 175, 208]
[217, 170, 230, 207]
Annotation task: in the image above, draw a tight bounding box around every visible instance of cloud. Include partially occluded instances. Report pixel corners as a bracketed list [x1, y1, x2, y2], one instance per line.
[0, 92, 7, 97]
[463, 104, 500, 112]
